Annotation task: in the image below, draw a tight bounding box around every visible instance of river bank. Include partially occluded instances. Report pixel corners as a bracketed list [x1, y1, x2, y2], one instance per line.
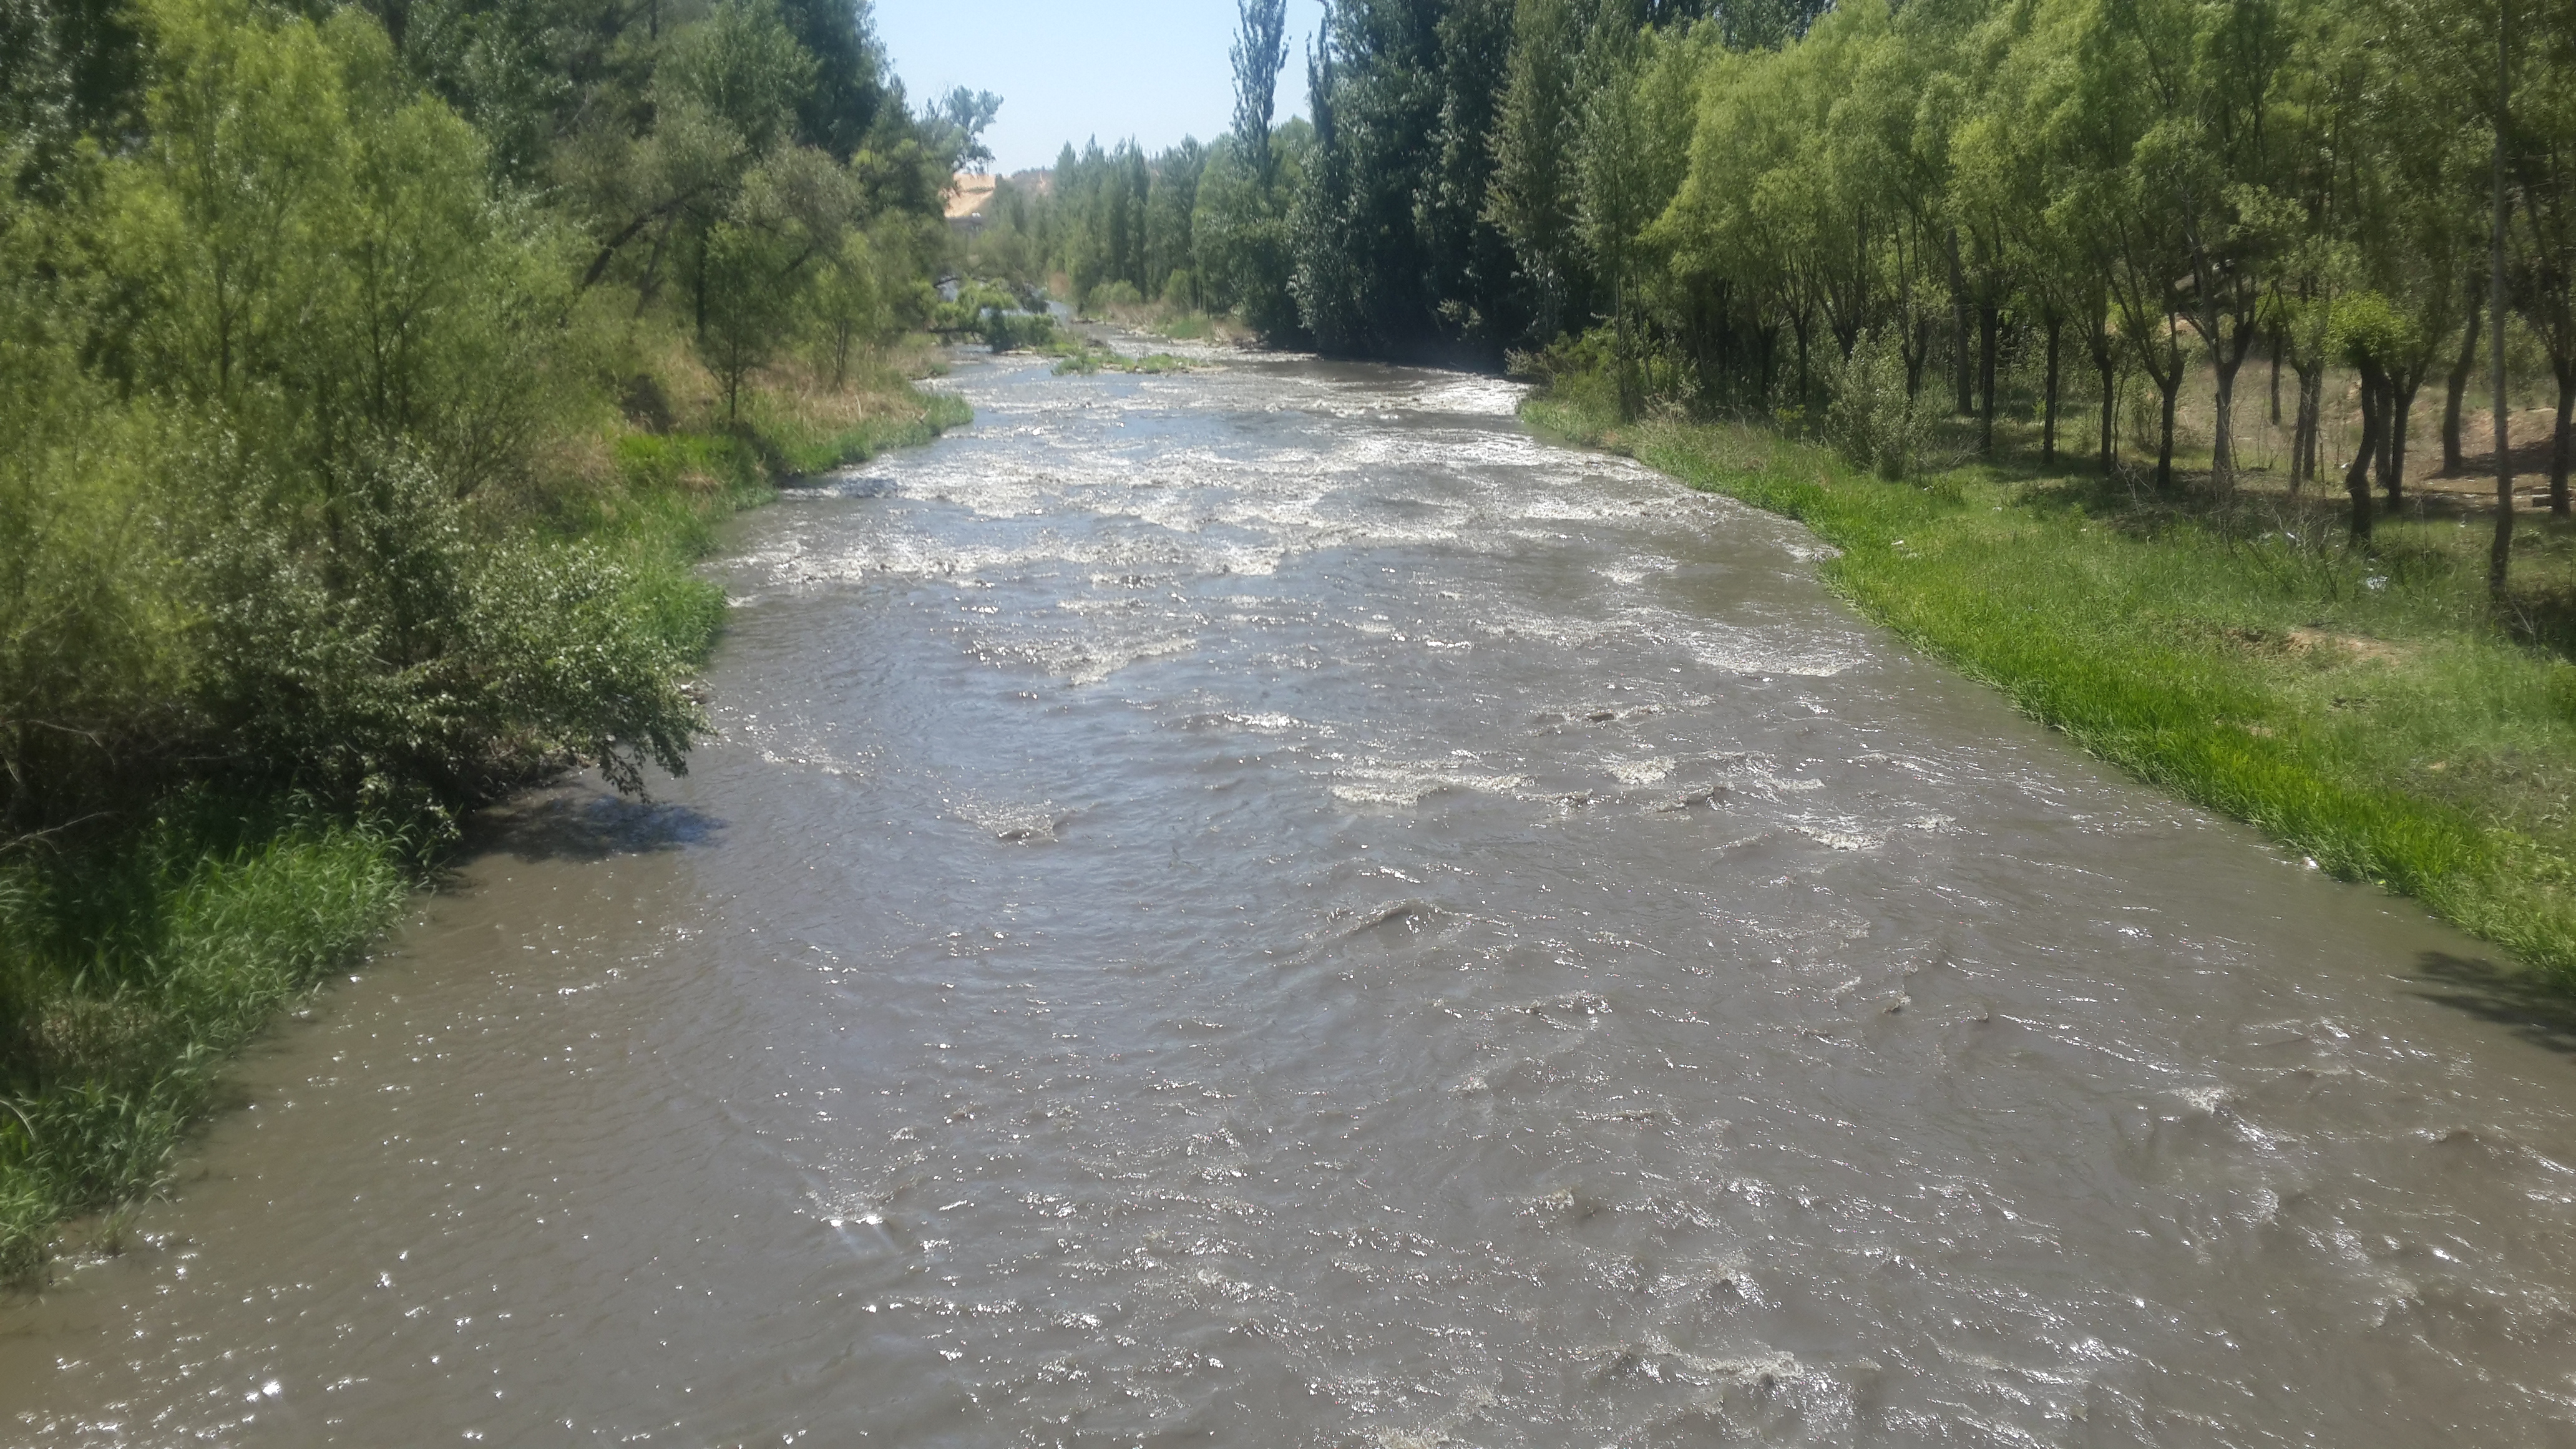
[1525, 390, 2576, 990]
[11, 348, 2572, 1442]
[0, 361, 968, 1283]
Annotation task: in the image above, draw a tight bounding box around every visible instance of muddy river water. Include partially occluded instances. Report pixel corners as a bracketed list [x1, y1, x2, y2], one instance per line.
[8, 348, 2576, 1446]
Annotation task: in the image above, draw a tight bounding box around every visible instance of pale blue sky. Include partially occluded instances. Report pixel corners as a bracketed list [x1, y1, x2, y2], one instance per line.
[873, 0, 1327, 173]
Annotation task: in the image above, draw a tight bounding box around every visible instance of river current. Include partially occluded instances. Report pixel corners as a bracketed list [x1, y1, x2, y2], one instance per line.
[7, 347, 2576, 1445]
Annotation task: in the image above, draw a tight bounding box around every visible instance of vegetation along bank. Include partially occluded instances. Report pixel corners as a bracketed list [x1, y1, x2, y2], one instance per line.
[12, 0, 2576, 1279]
[0, 0, 986, 1278]
[1531, 389, 2576, 997]
[945, 0, 2576, 983]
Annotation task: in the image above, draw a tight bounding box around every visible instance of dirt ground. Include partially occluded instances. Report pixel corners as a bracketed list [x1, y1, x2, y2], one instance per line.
[2094, 358, 2569, 510]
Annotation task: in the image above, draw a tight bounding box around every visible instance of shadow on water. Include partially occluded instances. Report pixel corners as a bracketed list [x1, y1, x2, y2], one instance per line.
[462, 784, 725, 866]
[2407, 951, 2576, 1058]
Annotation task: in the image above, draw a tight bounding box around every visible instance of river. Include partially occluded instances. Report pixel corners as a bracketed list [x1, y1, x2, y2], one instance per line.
[6, 347, 2575, 1446]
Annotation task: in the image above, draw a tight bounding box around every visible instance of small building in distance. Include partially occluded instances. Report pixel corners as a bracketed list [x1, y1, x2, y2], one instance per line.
[945, 172, 1000, 235]
[945, 170, 1052, 238]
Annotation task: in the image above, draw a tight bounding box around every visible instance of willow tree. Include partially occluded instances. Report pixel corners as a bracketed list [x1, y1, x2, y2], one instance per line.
[2036, 0, 2196, 487]
[2175, 0, 2301, 497]
[1951, 1, 2094, 465]
[1658, 6, 1890, 405]
[2348, 31, 2488, 507]
[1574, 5, 1690, 414]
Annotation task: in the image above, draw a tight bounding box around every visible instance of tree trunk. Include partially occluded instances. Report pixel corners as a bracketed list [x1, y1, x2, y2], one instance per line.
[633, 215, 675, 316]
[2387, 379, 2419, 506]
[2042, 314, 2062, 467]
[1950, 241, 1971, 416]
[2295, 359, 2324, 494]
[2308, 356, 2328, 490]
[1792, 308, 1812, 407]
[2489, 16, 2512, 598]
[2153, 346, 2180, 490]
[1978, 305, 1999, 456]
[2346, 366, 2383, 543]
[692, 230, 710, 342]
[1615, 272, 1639, 421]
[2442, 301, 2483, 474]
[2212, 347, 2246, 499]
[2376, 376, 2399, 501]
[2097, 333, 2117, 473]
[2269, 324, 2283, 425]
[2554, 361, 2575, 516]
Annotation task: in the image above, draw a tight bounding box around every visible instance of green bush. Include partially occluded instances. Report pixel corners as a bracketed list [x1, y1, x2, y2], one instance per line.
[1823, 328, 1932, 481]
[0, 0, 719, 831]
[981, 309, 1060, 353]
[1085, 278, 1144, 314]
[178, 447, 711, 812]
[809, 233, 891, 388]
[1506, 328, 1624, 419]
[929, 280, 1058, 353]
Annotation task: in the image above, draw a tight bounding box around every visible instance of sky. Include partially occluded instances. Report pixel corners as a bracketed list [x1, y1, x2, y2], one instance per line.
[872, 0, 1328, 175]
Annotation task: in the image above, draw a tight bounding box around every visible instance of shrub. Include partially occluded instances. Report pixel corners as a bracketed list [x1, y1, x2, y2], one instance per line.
[180, 445, 713, 816]
[981, 309, 1060, 353]
[0, 0, 719, 834]
[1824, 327, 1931, 481]
[1086, 279, 1144, 315]
[809, 232, 889, 387]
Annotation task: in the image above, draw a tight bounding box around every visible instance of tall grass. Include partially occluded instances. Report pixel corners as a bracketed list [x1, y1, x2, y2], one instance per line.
[739, 379, 975, 478]
[0, 816, 409, 1278]
[1526, 393, 2576, 987]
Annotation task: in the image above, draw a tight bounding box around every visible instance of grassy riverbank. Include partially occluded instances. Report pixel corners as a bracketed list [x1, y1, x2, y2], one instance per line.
[1526, 393, 2576, 988]
[0, 361, 966, 1283]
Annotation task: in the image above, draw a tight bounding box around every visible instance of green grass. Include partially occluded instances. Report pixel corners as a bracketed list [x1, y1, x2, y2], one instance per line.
[737, 385, 975, 477]
[0, 369, 970, 1281]
[1525, 391, 2576, 987]
[0, 812, 411, 1279]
